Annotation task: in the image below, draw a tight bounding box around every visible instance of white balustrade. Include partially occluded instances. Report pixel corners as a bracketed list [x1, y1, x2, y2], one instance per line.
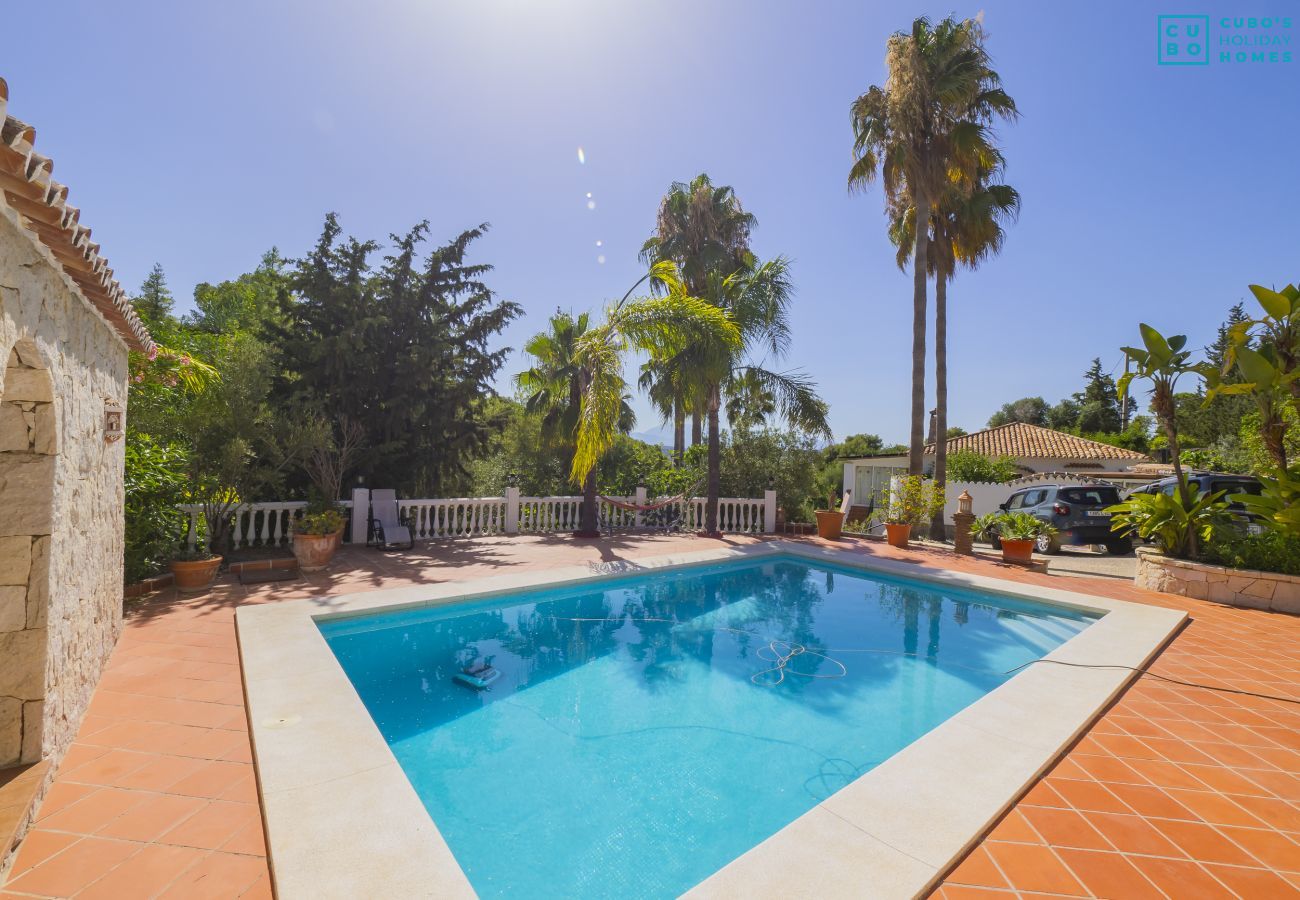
[518, 496, 584, 533]
[399, 497, 507, 539]
[180, 500, 354, 550]
[180, 489, 776, 547]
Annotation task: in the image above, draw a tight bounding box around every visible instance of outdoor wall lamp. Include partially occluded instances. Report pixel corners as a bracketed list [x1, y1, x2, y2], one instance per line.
[104, 399, 124, 443]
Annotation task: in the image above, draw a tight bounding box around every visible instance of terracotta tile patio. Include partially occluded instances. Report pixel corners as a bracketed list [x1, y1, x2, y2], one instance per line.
[2, 533, 1297, 899]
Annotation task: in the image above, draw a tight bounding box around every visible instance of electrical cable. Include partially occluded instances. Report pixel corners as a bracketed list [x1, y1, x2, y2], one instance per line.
[1004, 658, 1300, 705]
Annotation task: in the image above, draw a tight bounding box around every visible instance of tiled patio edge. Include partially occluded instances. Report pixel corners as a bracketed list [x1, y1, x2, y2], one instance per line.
[239, 541, 1186, 899]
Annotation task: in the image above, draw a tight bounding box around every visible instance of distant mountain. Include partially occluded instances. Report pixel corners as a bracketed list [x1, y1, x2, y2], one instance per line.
[629, 428, 673, 450]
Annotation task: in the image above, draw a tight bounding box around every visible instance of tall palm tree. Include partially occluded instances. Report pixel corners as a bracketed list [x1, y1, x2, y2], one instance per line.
[516, 311, 589, 472]
[571, 265, 741, 530]
[517, 311, 634, 535]
[849, 16, 1015, 476]
[693, 258, 831, 535]
[931, 177, 1019, 536]
[892, 165, 1020, 536]
[641, 174, 757, 453]
[636, 355, 705, 465]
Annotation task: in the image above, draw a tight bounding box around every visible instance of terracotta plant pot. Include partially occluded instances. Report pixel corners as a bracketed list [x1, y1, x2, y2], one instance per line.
[814, 510, 844, 540]
[1000, 538, 1035, 564]
[885, 523, 912, 549]
[293, 528, 343, 573]
[170, 556, 223, 593]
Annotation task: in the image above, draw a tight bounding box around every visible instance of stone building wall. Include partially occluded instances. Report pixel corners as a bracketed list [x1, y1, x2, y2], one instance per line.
[0, 205, 128, 773]
[1135, 547, 1300, 616]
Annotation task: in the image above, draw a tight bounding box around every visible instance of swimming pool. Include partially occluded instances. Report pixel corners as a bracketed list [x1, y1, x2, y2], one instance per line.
[319, 555, 1097, 899]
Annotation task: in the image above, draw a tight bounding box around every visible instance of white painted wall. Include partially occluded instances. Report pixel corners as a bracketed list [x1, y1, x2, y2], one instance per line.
[841, 461, 1119, 522]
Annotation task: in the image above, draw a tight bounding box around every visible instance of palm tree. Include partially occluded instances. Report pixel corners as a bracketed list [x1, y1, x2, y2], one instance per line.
[636, 355, 704, 465]
[849, 16, 1015, 476]
[891, 164, 1020, 537]
[516, 311, 589, 473]
[641, 174, 757, 453]
[571, 265, 741, 532]
[517, 311, 634, 535]
[693, 258, 831, 535]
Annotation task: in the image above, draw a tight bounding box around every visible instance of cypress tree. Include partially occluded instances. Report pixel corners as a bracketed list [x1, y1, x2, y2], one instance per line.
[274, 214, 522, 495]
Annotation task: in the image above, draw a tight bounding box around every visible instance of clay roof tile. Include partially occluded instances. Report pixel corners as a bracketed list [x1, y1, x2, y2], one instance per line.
[0, 76, 153, 352]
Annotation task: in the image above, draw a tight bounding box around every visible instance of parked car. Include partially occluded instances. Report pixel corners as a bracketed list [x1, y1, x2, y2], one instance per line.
[992, 483, 1129, 555]
[1125, 471, 1265, 535]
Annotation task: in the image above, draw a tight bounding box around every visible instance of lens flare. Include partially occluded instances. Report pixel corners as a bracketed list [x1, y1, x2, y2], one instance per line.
[577, 147, 585, 164]
[585, 192, 592, 198]
[597, 255, 606, 264]
[595, 240, 603, 247]
[587, 200, 596, 210]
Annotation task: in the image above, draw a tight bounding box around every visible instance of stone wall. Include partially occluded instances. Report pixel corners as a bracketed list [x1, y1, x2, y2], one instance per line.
[1135, 547, 1300, 615]
[0, 206, 128, 789]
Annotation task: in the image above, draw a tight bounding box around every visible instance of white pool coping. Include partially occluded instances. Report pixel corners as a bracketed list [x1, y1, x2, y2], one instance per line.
[236, 540, 1186, 899]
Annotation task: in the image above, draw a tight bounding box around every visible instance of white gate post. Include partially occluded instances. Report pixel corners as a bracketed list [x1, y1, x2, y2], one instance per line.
[505, 486, 520, 534]
[764, 489, 777, 533]
[634, 486, 647, 528]
[350, 488, 370, 545]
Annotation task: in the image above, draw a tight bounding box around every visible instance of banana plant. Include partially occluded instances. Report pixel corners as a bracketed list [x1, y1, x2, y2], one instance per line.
[1202, 343, 1292, 471]
[1233, 282, 1300, 413]
[1119, 324, 1201, 516]
[1203, 281, 1299, 473]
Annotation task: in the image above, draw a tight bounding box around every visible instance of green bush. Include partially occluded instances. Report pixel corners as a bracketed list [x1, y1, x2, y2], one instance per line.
[124, 436, 190, 583]
[1201, 531, 1300, 576]
[295, 508, 347, 536]
[946, 450, 1019, 483]
[878, 475, 944, 527]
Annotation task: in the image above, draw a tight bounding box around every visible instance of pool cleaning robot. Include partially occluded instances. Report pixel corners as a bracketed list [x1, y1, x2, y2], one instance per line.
[454, 660, 500, 690]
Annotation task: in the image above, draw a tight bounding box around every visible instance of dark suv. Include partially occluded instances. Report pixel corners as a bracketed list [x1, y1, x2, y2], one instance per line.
[994, 483, 1129, 555]
[1127, 472, 1264, 534]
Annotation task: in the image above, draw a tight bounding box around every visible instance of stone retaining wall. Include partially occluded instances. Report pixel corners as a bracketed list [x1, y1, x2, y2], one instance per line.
[1135, 547, 1300, 615]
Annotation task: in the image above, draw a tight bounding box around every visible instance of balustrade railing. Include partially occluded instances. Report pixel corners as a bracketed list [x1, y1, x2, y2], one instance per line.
[180, 488, 776, 549]
[179, 501, 355, 551]
[400, 497, 507, 539]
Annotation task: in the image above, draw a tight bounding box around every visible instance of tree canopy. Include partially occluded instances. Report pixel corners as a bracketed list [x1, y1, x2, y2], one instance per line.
[274, 215, 522, 494]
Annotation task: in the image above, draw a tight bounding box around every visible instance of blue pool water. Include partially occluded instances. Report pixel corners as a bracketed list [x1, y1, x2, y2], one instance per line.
[320, 556, 1097, 898]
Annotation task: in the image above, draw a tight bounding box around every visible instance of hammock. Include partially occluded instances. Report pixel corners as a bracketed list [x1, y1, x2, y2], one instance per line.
[598, 478, 706, 514]
[598, 493, 687, 513]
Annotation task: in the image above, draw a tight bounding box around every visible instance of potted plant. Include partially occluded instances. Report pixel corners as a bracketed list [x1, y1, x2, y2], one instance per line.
[169, 543, 223, 593]
[292, 504, 348, 572]
[879, 475, 944, 549]
[169, 479, 238, 593]
[814, 487, 845, 540]
[971, 511, 1058, 564]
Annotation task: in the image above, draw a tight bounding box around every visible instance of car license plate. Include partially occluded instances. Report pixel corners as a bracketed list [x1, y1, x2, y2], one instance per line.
[1247, 524, 1265, 535]
[1086, 510, 1110, 517]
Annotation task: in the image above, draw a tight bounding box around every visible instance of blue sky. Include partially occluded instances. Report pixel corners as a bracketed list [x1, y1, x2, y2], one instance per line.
[6, 0, 1297, 443]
